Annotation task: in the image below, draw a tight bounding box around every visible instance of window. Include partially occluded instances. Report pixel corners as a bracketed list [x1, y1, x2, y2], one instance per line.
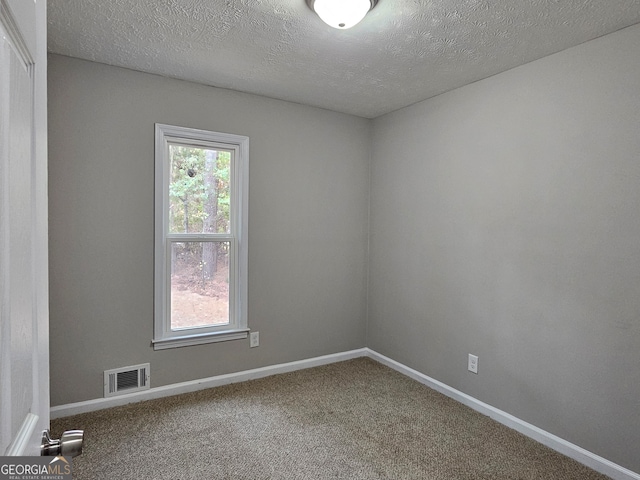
[154, 124, 248, 349]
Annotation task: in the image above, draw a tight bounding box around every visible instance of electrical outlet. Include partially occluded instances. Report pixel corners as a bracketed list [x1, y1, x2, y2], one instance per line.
[250, 331, 259, 348]
[468, 354, 478, 374]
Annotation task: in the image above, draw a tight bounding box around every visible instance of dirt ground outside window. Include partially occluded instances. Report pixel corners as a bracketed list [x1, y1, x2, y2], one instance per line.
[170, 258, 230, 329]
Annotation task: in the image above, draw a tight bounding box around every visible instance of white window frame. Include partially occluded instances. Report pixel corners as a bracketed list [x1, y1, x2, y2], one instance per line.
[153, 124, 249, 350]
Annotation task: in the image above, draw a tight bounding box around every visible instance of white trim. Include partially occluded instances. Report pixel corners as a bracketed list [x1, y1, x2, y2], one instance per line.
[51, 348, 367, 419]
[4, 413, 38, 456]
[152, 328, 249, 350]
[364, 349, 640, 480]
[0, 0, 34, 65]
[50, 348, 639, 480]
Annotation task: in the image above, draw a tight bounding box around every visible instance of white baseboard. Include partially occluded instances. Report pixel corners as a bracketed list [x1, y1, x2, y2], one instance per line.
[50, 348, 368, 419]
[364, 349, 640, 480]
[51, 347, 638, 480]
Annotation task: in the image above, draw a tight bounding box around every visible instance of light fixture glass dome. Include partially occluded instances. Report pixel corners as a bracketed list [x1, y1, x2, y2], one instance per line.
[308, 0, 376, 29]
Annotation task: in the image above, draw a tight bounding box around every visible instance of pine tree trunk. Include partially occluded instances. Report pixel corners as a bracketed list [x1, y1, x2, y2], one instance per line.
[202, 150, 218, 280]
[182, 196, 189, 233]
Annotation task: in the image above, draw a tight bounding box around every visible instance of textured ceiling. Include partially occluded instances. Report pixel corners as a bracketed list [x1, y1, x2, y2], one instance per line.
[47, 0, 640, 118]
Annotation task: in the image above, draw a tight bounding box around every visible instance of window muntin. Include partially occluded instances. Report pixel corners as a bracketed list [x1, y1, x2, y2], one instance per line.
[154, 125, 248, 349]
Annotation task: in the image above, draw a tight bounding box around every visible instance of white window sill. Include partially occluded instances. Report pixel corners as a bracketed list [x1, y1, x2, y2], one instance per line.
[152, 329, 249, 350]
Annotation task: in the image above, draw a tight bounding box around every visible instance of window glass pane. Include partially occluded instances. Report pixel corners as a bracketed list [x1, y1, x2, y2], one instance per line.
[168, 145, 232, 234]
[170, 241, 230, 330]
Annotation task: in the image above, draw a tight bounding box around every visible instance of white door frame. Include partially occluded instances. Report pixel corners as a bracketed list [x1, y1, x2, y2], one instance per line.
[0, 0, 49, 456]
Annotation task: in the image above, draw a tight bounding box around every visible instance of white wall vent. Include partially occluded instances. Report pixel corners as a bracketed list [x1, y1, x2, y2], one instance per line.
[104, 363, 150, 398]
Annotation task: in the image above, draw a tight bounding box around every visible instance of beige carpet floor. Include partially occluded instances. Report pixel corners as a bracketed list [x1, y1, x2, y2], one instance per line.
[51, 358, 611, 479]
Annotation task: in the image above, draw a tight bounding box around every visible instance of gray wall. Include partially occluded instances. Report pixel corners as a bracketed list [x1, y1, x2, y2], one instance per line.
[368, 24, 640, 473]
[48, 55, 370, 406]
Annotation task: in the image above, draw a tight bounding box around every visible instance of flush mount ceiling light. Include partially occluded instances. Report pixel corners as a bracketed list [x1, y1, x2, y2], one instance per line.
[306, 0, 378, 29]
